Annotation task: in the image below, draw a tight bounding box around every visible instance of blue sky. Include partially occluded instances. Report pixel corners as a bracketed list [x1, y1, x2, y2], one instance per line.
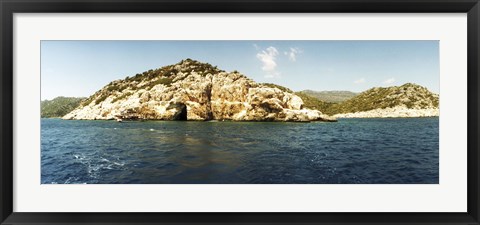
[41, 40, 439, 100]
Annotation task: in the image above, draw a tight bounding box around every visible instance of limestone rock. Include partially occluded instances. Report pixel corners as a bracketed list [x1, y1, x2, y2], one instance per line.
[63, 59, 335, 122]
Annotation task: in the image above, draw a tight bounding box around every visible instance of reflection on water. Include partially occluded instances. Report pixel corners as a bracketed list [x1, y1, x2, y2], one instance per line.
[41, 118, 439, 184]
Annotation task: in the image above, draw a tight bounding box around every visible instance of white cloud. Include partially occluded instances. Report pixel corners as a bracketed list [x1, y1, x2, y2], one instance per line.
[253, 44, 260, 50]
[383, 78, 396, 84]
[256, 46, 280, 78]
[284, 47, 302, 62]
[354, 78, 366, 84]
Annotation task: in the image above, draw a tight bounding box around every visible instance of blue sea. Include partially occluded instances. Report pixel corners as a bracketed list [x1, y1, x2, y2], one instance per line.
[41, 118, 439, 184]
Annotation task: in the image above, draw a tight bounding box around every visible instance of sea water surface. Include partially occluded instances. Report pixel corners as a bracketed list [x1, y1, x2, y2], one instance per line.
[41, 118, 439, 184]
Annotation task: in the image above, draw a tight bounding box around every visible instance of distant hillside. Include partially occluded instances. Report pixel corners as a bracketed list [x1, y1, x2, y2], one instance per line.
[299, 90, 357, 103]
[329, 83, 439, 115]
[294, 92, 337, 115]
[258, 84, 338, 115]
[41, 97, 86, 118]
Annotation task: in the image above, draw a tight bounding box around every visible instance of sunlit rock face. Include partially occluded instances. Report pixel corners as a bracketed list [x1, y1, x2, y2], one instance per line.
[63, 59, 336, 122]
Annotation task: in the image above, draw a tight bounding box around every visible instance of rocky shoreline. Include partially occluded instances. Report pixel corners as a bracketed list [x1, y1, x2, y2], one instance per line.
[333, 106, 439, 118]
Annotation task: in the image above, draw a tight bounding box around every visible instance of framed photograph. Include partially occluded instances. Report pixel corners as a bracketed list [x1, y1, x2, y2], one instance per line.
[1, 0, 479, 224]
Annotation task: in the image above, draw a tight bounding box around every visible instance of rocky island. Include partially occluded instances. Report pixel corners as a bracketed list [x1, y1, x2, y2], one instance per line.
[63, 59, 336, 122]
[55, 60, 439, 121]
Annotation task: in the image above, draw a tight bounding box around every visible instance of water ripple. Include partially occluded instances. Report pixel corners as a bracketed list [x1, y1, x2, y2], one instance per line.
[41, 118, 439, 184]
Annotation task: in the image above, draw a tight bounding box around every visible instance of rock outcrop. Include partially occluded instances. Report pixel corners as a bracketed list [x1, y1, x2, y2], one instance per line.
[63, 59, 336, 122]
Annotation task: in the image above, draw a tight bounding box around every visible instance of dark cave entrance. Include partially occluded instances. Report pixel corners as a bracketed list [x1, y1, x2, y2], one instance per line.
[174, 104, 188, 121]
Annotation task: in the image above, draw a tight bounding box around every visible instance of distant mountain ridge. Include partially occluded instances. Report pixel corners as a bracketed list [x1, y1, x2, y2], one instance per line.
[293, 92, 337, 115]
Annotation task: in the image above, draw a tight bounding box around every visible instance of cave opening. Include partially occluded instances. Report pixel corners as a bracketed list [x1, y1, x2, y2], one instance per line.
[175, 104, 188, 121]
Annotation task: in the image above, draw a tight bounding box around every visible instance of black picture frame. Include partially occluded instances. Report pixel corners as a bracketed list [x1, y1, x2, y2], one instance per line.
[1, 0, 479, 224]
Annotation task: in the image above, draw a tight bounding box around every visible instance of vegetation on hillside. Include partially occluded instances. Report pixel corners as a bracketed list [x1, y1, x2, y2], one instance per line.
[327, 83, 439, 114]
[294, 92, 337, 115]
[41, 97, 86, 118]
[259, 83, 339, 114]
[298, 90, 358, 103]
[80, 59, 224, 107]
[257, 83, 438, 116]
